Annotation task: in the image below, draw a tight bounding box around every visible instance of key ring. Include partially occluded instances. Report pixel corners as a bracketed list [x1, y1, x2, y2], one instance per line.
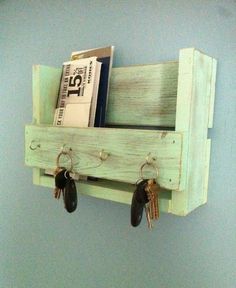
[139, 162, 159, 180]
[56, 151, 73, 172]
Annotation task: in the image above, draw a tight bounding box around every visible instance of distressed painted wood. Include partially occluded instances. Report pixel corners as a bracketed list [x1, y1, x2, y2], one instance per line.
[32, 65, 62, 184]
[208, 59, 217, 128]
[106, 62, 178, 127]
[25, 124, 184, 190]
[32, 65, 61, 124]
[32, 63, 178, 127]
[171, 48, 217, 215]
[27, 48, 217, 216]
[31, 173, 172, 212]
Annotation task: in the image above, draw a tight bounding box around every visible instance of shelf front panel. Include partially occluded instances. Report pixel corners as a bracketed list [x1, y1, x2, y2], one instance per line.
[25, 125, 184, 190]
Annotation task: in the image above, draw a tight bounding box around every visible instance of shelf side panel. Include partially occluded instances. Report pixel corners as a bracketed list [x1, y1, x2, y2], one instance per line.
[32, 65, 62, 186]
[32, 65, 61, 125]
[171, 48, 217, 215]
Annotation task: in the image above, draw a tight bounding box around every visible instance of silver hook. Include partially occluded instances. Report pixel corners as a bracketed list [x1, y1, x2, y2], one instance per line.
[29, 140, 40, 150]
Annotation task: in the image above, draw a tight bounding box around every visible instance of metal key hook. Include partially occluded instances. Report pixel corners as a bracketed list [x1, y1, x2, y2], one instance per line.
[29, 140, 41, 151]
[99, 149, 110, 161]
[145, 152, 156, 165]
[139, 153, 159, 180]
[60, 144, 72, 154]
[56, 150, 73, 172]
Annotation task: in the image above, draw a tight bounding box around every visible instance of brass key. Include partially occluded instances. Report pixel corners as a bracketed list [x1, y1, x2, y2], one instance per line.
[145, 205, 153, 229]
[147, 179, 160, 220]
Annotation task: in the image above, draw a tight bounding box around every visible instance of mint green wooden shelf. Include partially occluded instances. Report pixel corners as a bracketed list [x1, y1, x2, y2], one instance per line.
[25, 48, 217, 216]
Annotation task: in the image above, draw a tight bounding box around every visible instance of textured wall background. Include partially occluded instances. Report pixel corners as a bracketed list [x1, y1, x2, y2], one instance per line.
[1, 1, 235, 287]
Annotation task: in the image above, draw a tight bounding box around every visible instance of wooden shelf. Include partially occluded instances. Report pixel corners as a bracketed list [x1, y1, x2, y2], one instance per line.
[25, 48, 217, 216]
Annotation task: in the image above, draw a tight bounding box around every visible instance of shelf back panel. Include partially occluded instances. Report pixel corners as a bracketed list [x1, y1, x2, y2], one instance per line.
[106, 62, 178, 127]
[33, 62, 178, 128]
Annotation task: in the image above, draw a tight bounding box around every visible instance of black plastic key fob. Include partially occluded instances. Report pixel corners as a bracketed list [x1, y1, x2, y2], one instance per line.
[131, 179, 149, 227]
[63, 178, 77, 213]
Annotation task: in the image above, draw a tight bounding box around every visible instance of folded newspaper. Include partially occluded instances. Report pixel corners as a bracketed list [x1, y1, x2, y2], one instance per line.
[71, 46, 114, 127]
[54, 56, 101, 127]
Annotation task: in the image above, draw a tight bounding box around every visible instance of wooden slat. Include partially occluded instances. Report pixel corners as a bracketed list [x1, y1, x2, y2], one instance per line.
[25, 124, 183, 190]
[34, 173, 172, 212]
[32, 168, 43, 185]
[32, 65, 62, 125]
[203, 139, 211, 204]
[171, 48, 217, 215]
[208, 59, 217, 128]
[106, 62, 178, 127]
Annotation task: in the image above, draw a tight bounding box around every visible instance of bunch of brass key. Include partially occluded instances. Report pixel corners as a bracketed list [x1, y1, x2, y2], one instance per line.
[144, 179, 160, 229]
[131, 178, 160, 229]
[54, 167, 77, 213]
[53, 149, 78, 213]
[54, 166, 78, 213]
[54, 167, 69, 199]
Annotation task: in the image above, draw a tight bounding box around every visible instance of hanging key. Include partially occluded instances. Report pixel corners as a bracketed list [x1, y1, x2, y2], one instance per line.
[62, 177, 77, 213]
[144, 181, 155, 229]
[144, 205, 153, 229]
[146, 185, 156, 220]
[54, 168, 70, 199]
[53, 167, 63, 199]
[131, 179, 149, 227]
[150, 179, 160, 220]
[145, 179, 160, 223]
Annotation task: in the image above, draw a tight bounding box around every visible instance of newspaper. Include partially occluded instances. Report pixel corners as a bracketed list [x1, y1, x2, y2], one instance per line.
[71, 46, 114, 127]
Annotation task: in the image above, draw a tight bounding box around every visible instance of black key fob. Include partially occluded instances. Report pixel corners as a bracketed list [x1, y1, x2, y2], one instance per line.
[131, 179, 149, 227]
[63, 178, 77, 213]
[55, 168, 68, 189]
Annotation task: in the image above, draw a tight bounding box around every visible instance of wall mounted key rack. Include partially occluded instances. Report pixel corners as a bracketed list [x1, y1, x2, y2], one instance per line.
[25, 48, 217, 216]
